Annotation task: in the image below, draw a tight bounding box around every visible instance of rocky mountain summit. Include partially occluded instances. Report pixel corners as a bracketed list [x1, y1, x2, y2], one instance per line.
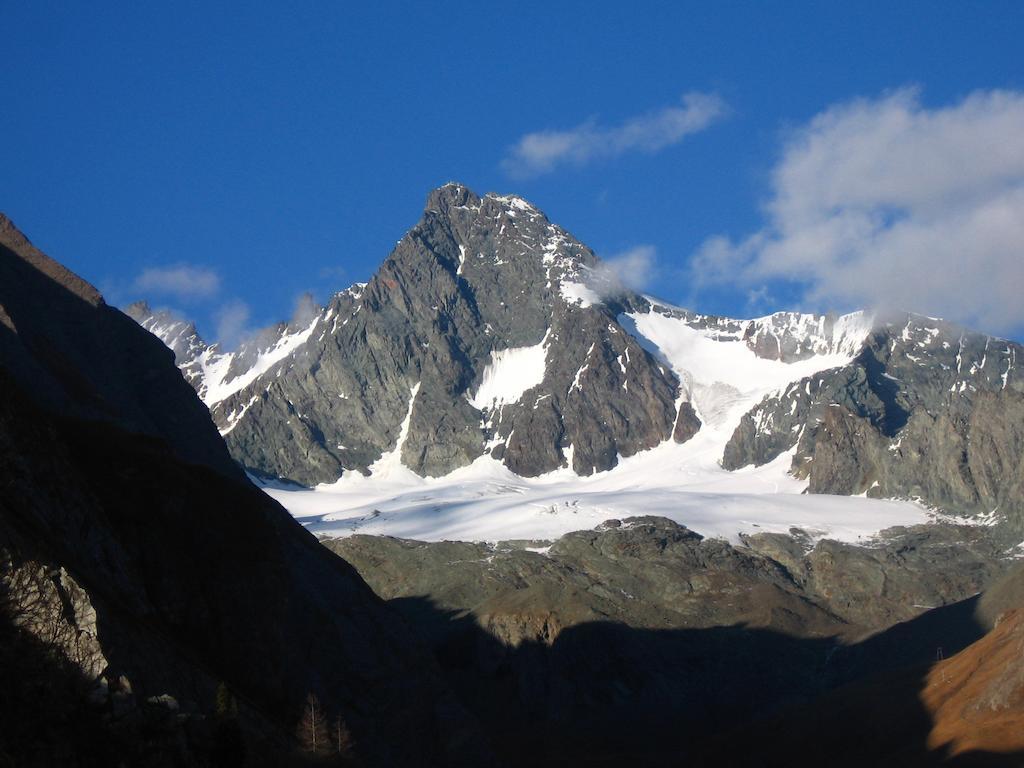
[132, 184, 1024, 539]
[133, 183, 687, 484]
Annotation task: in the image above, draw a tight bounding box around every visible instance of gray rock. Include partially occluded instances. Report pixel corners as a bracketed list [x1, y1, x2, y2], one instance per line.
[325, 517, 838, 642]
[326, 516, 1007, 641]
[135, 184, 687, 484]
[723, 313, 1024, 537]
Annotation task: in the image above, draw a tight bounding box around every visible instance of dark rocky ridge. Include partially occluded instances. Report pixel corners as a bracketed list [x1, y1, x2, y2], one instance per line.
[326, 518, 1014, 766]
[0, 215, 486, 766]
[0, 213, 241, 480]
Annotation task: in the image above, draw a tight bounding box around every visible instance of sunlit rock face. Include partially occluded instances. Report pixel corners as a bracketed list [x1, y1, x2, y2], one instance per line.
[131, 185, 1024, 542]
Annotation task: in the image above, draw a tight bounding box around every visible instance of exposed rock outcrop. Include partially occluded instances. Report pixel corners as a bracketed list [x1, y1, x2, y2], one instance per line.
[131, 185, 695, 484]
[723, 314, 1024, 538]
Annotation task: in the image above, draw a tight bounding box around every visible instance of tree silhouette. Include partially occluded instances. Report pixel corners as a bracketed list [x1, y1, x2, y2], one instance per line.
[212, 681, 244, 768]
[334, 714, 354, 757]
[296, 692, 330, 755]
[215, 681, 238, 718]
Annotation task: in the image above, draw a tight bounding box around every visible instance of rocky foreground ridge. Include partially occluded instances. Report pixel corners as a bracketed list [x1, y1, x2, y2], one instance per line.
[0, 213, 485, 766]
[327, 518, 1023, 766]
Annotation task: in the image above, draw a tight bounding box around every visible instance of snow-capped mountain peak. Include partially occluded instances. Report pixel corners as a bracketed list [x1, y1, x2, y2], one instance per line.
[128, 183, 1024, 545]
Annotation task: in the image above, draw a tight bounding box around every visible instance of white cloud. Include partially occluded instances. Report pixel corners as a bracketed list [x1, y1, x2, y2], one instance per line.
[503, 92, 727, 178]
[132, 264, 220, 302]
[214, 299, 251, 349]
[597, 245, 658, 294]
[693, 88, 1024, 335]
[290, 292, 320, 327]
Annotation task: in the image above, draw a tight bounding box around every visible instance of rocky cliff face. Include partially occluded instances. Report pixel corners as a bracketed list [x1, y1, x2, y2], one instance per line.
[723, 313, 1024, 535]
[134, 184, 686, 485]
[0, 215, 484, 766]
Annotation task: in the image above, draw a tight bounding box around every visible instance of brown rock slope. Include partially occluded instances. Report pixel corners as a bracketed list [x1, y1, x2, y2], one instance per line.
[924, 608, 1024, 758]
[688, 568, 1024, 767]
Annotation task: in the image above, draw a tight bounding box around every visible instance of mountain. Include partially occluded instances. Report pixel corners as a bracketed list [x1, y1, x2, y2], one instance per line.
[132, 183, 686, 485]
[0, 213, 485, 766]
[8, 187, 1023, 766]
[722, 312, 1024, 532]
[129, 183, 1024, 542]
[0, 214, 240, 480]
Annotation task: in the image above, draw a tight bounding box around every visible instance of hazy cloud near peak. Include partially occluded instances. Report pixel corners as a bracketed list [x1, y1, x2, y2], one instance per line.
[503, 92, 728, 178]
[211, 294, 322, 352]
[596, 245, 659, 294]
[693, 88, 1024, 335]
[214, 299, 251, 350]
[132, 264, 220, 302]
[290, 292, 321, 327]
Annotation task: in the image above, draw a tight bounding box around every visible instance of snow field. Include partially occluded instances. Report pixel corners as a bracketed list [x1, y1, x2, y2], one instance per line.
[265, 305, 932, 544]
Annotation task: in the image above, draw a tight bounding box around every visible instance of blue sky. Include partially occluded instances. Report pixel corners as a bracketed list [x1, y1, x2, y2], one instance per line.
[3, 1, 1023, 343]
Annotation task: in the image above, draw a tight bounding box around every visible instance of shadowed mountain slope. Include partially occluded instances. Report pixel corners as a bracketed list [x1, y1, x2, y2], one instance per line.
[0, 215, 486, 766]
[327, 520, 1022, 766]
[329, 524, 1024, 767]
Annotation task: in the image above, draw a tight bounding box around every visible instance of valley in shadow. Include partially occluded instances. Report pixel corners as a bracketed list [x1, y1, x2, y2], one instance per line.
[387, 592, 1024, 767]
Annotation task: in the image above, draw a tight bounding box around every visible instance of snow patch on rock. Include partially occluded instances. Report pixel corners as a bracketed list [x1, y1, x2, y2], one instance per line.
[199, 315, 321, 407]
[470, 331, 550, 409]
[560, 280, 601, 308]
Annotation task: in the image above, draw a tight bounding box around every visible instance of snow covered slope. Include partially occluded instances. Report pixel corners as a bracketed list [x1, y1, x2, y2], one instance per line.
[620, 302, 873, 431]
[262, 300, 935, 544]
[126, 301, 323, 411]
[265, 432, 933, 544]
